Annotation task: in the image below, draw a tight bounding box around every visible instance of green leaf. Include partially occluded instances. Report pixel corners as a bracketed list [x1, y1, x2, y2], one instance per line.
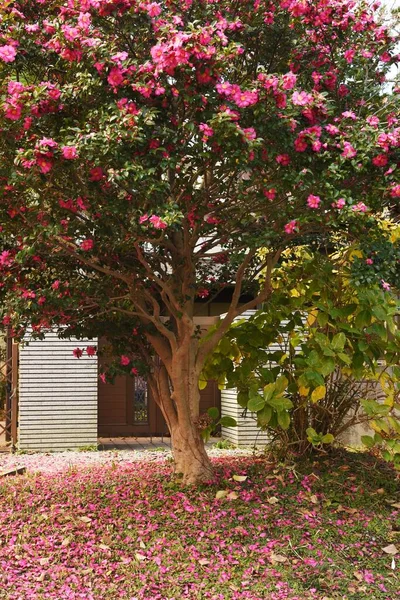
[207, 407, 219, 421]
[263, 383, 276, 402]
[331, 333, 346, 352]
[278, 411, 290, 430]
[219, 337, 232, 356]
[257, 405, 272, 428]
[319, 357, 336, 377]
[352, 353, 364, 370]
[372, 305, 387, 321]
[198, 378, 208, 390]
[361, 435, 376, 448]
[321, 433, 334, 444]
[338, 352, 352, 365]
[355, 309, 371, 328]
[275, 376, 288, 395]
[219, 416, 237, 428]
[317, 311, 329, 326]
[247, 394, 265, 413]
[268, 396, 293, 411]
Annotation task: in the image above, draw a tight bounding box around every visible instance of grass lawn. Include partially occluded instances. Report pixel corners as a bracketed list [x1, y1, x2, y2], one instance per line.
[0, 450, 399, 600]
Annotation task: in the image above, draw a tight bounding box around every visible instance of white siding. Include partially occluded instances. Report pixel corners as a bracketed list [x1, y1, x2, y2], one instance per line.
[18, 334, 98, 451]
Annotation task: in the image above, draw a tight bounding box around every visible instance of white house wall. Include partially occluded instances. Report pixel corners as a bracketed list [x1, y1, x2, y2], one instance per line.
[18, 334, 98, 451]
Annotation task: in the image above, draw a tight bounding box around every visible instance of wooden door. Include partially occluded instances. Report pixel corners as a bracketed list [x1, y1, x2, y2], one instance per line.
[98, 375, 164, 437]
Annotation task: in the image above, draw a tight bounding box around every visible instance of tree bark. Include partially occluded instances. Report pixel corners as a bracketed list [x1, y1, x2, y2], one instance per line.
[150, 355, 214, 485]
[170, 419, 214, 485]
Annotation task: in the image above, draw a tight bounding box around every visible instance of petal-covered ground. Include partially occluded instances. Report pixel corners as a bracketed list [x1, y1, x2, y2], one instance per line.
[0, 451, 399, 600]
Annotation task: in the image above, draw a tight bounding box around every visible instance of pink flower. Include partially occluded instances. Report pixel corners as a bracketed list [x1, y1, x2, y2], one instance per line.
[263, 188, 276, 200]
[89, 166, 105, 181]
[216, 81, 232, 96]
[149, 215, 167, 229]
[0, 45, 17, 63]
[78, 12, 91, 30]
[325, 124, 340, 135]
[365, 258, 373, 265]
[0, 250, 13, 266]
[366, 115, 379, 127]
[294, 136, 308, 152]
[36, 155, 53, 174]
[372, 154, 388, 167]
[352, 202, 368, 213]
[80, 239, 94, 251]
[120, 355, 130, 366]
[344, 49, 355, 63]
[73, 348, 83, 358]
[276, 154, 290, 166]
[139, 214, 149, 224]
[197, 288, 210, 298]
[363, 570, 375, 584]
[199, 123, 214, 140]
[145, 2, 162, 17]
[342, 142, 357, 159]
[131, 367, 139, 375]
[307, 194, 321, 209]
[107, 67, 124, 87]
[335, 198, 346, 209]
[62, 146, 78, 159]
[284, 220, 298, 234]
[291, 91, 313, 106]
[86, 346, 97, 357]
[4, 103, 22, 120]
[242, 127, 257, 141]
[232, 89, 259, 108]
[342, 110, 357, 120]
[389, 184, 400, 198]
[111, 52, 129, 63]
[99, 372, 106, 384]
[281, 72, 297, 90]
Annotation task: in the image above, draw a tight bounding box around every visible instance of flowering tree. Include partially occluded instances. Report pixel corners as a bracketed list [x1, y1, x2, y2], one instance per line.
[0, 0, 399, 483]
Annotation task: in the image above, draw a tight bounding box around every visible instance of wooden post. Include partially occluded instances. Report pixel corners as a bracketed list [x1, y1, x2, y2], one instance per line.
[5, 328, 12, 443]
[11, 342, 18, 448]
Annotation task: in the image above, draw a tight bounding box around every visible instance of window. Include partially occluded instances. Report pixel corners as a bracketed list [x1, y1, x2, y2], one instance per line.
[133, 376, 148, 424]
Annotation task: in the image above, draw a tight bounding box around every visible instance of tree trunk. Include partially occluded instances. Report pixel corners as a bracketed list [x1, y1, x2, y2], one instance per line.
[150, 357, 214, 485]
[170, 420, 214, 485]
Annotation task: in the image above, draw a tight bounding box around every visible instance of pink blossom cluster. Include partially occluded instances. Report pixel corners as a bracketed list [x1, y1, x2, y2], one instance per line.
[139, 214, 167, 229]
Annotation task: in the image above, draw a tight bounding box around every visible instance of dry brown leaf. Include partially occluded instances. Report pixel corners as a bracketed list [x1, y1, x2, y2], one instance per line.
[215, 490, 229, 499]
[269, 553, 288, 564]
[79, 516, 92, 524]
[309, 494, 318, 504]
[198, 558, 210, 566]
[99, 543, 110, 551]
[227, 491, 239, 500]
[382, 544, 398, 555]
[135, 553, 147, 561]
[39, 557, 50, 566]
[232, 475, 247, 482]
[61, 537, 71, 547]
[267, 496, 279, 505]
[353, 571, 363, 582]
